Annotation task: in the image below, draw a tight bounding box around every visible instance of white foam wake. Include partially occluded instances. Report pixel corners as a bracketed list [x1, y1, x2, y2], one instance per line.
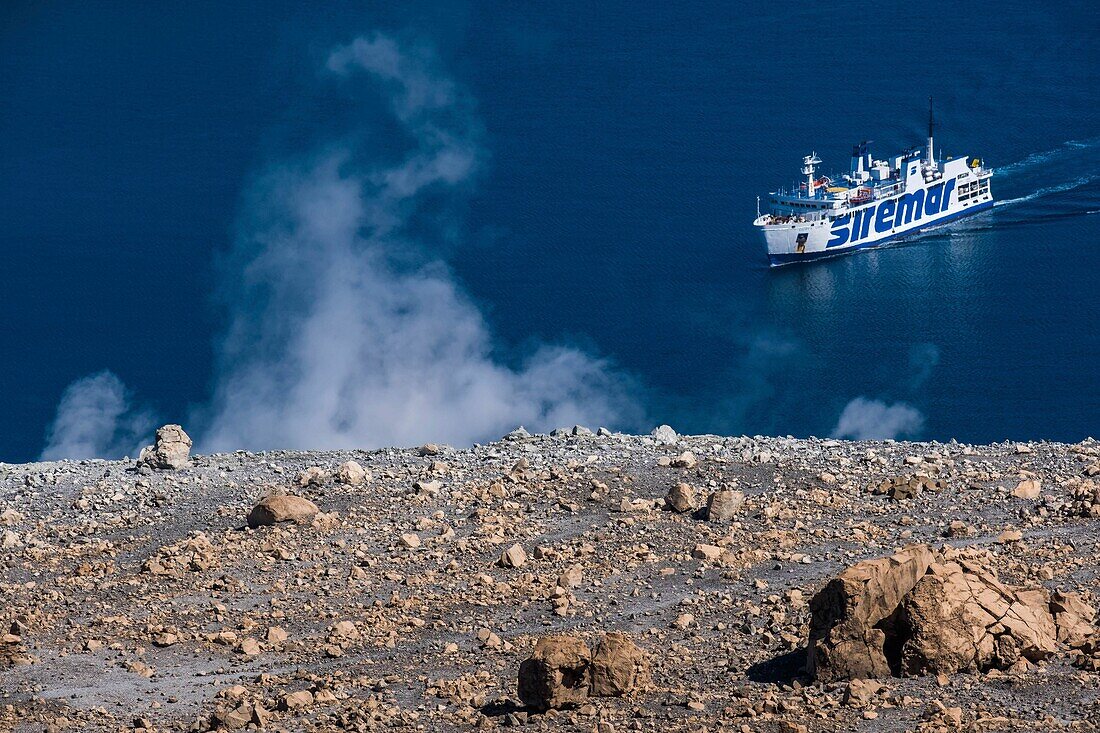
[994, 173, 1099, 208]
[996, 136, 1100, 176]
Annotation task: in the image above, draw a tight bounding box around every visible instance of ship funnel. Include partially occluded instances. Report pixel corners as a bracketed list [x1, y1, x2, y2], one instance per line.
[850, 141, 871, 175]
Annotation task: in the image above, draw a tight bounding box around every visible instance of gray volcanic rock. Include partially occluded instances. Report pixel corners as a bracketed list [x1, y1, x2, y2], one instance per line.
[335, 459, 368, 486]
[137, 424, 192, 470]
[246, 495, 320, 528]
[590, 632, 650, 697]
[517, 635, 591, 711]
[650, 424, 678, 445]
[706, 488, 745, 522]
[809, 546, 1095, 681]
[666, 482, 697, 513]
[808, 544, 934, 681]
[1, 432, 1098, 731]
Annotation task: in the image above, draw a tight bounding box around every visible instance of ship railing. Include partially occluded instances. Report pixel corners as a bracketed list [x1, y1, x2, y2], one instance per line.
[870, 182, 904, 200]
[760, 211, 829, 225]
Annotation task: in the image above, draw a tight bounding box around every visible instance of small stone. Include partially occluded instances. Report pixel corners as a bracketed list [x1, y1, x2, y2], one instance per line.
[1012, 479, 1041, 500]
[124, 660, 154, 678]
[500, 544, 528, 568]
[400, 532, 421, 549]
[336, 460, 368, 486]
[706, 490, 745, 522]
[692, 544, 723, 562]
[670, 451, 697, 469]
[152, 632, 178, 647]
[843, 678, 882, 707]
[477, 628, 502, 649]
[946, 520, 971, 538]
[137, 424, 192, 470]
[503, 427, 531, 441]
[281, 690, 313, 710]
[672, 613, 695, 630]
[218, 704, 253, 730]
[557, 565, 584, 589]
[247, 495, 320, 528]
[651, 425, 678, 445]
[296, 466, 327, 487]
[666, 483, 697, 513]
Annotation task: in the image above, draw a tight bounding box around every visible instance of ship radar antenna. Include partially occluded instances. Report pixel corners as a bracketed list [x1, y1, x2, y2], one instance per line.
[927, 96, 936, 168]
[801, 152, 822, 196]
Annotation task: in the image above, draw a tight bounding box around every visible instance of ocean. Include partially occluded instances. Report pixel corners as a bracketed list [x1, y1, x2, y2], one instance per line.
[1, 1, 1097, 461]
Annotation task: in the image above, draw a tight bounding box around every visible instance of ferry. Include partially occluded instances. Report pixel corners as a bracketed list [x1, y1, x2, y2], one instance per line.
[754, 99, 993, 266]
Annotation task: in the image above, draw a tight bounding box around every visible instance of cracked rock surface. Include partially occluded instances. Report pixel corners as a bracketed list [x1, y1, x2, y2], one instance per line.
[0, 430, 1098, 731]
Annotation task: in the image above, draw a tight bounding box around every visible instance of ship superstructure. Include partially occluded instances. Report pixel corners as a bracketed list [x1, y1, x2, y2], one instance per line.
[754, 100, 993, 266]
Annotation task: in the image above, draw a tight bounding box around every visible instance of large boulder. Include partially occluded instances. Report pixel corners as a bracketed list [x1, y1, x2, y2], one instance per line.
[517, 635, 591, 711]
[808, 544, 934, 681]
[590, 632, 649, 697]
[247, 495, 320, 528]
[808, 546, 1090, 681]
[517, 633, 649, 710]
[897, 558, 1057, 675]
[138, 424, 192, 470]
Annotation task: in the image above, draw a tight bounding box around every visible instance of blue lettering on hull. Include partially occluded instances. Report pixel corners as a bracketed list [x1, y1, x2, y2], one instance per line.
[828, 180, 956, 248]
[771, 199, 991, 266]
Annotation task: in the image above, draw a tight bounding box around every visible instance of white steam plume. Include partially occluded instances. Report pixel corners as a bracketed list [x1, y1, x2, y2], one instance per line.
[39, 370, 154, 460]
[198, 33, 640, 451]
[831, 397, 924, 441]
[907, 342, 940, 390]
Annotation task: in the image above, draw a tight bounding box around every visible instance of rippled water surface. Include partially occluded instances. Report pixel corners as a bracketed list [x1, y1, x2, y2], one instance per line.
[1, 1, 1097, 459]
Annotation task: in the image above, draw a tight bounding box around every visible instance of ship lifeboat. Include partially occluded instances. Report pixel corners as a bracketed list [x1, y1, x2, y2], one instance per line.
[799, 177, 832, 191]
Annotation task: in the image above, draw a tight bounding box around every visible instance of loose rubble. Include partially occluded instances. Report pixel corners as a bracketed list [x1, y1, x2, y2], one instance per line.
[0, 426, 1097, 731]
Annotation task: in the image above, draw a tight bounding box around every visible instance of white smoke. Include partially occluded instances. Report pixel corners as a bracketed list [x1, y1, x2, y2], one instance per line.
[831, 397, 924, 441]
[196, 32, 640, 451]
[39, 370, 154, 460]
[907, 342, 940, 389]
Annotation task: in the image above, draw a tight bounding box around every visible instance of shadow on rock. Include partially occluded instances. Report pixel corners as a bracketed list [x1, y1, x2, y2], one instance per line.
[746, 648, 807, 684]
[479, 699, 525, 718]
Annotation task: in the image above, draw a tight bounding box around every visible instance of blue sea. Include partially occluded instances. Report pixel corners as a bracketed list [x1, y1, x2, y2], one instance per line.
[1, 1, 1098, 461]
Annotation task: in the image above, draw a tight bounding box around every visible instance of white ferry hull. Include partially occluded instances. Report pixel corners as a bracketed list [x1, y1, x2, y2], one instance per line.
[755, 140, 994, 267]
[762, 198, 993, 267]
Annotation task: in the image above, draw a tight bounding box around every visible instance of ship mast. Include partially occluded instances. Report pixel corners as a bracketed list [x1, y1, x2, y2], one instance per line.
[802, 152, 822, 197]
[927, 96, 936, 169]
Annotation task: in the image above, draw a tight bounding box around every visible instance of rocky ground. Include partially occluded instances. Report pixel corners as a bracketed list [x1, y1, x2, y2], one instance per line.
[1, 425, 1098, 732]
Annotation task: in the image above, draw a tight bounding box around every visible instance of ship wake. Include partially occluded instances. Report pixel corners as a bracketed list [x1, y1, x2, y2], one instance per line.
[992, 136, 1100, 211]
